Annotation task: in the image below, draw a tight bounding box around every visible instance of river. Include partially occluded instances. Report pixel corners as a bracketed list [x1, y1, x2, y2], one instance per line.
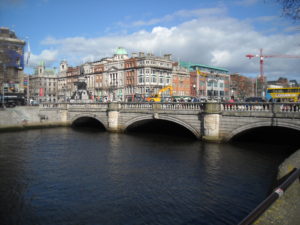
[0, 127, 295, 225]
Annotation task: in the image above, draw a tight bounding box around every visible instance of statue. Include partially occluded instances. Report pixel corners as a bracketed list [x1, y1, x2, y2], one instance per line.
[71, 78, 92, 102]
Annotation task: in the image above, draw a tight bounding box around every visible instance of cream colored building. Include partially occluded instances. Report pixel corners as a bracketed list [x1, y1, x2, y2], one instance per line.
[29, 62, 58, 103]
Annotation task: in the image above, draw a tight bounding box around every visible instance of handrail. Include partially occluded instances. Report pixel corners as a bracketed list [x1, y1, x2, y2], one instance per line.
[238, 168, 300, 225]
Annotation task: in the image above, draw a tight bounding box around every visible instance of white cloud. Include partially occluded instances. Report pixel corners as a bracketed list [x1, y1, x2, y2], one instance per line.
[37, 8, 300, 81]
[26, 49, 58, 67]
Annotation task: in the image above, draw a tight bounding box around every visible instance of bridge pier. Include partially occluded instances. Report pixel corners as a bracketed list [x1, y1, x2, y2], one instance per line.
[107, 102, 122, 132]
[202, 103, 222, 142]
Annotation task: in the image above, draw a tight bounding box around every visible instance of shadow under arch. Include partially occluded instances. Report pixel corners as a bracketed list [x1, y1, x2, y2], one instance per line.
[227, 121, 300, 147]
[124, 114, 200, 139]
[71, 115, 106, 130]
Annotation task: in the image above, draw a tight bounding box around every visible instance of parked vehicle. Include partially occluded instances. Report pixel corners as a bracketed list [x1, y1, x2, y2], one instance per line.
[0, 93, 26, 107]
[245, 97, 265, 102]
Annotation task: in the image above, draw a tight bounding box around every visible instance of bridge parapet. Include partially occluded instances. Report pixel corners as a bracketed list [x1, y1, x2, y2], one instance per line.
[39, 102, 300, 120]
[120, 102, 204, 112]
[40, 102, 300, 113]
[222, 102, 300, 113]
[40, 103, 108, 111]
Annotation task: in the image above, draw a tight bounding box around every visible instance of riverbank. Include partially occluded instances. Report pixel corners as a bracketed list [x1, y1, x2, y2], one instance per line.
[254, 149, 300, 225]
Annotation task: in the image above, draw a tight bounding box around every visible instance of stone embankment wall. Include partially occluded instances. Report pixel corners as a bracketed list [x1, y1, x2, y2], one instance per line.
[0, 106, 69, 131]
[254, 149, 300, 225]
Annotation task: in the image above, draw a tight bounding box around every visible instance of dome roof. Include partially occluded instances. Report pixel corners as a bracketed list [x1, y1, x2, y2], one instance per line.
[115, 47, 127, 55]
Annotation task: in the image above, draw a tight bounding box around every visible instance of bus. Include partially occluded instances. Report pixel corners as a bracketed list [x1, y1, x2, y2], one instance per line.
[265, 87, 300, 102]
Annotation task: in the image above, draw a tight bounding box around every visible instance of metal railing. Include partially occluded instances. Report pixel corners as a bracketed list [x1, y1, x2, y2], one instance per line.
[238, 168, 300, 225]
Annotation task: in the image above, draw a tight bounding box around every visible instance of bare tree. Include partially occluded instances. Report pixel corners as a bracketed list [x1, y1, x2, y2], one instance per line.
[276, 0, 300, 21]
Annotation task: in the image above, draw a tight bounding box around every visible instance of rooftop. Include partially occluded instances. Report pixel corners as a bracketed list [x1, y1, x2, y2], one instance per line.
[180, 61, 229, 73]
[115, 47, 128, 55]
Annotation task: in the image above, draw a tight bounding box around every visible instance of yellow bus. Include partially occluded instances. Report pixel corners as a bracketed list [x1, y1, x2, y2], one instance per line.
[266, 87, 300, 102]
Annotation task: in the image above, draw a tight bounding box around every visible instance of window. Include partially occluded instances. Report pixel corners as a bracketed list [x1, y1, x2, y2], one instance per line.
[166, 77, 170, 84]
[138, 76, 144, 84]
[151, 75, 156, 83]
[159, 77, 163, 84]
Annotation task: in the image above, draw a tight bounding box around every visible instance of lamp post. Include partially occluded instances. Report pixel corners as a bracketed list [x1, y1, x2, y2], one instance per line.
[193, 84, 196, 97]
[2, 63, 6, 108]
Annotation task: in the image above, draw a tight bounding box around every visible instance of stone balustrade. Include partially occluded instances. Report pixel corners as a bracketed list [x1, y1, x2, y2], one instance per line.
[222, 102, 300, 112]
[39, 102, 300, 113]
[120, 102, 204, 111]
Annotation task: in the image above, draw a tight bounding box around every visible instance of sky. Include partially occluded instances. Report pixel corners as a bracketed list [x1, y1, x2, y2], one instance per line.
[1, 0, 300, 81]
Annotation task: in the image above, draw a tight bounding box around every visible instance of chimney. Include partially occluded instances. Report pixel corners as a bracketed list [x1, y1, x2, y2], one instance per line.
[163, 54, 171, 60]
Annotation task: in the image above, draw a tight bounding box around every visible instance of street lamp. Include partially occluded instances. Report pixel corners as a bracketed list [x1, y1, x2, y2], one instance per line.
[193, 84, 196, 97]
[1, 63, 6, 108]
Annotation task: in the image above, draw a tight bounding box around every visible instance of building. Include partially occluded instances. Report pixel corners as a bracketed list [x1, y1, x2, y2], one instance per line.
[29, 62, 58, 103]
[57, 60, 68, 102]
[180, 62, 230, 100]
[0, 27, 26, 93]
[66, 65, 81, 100]
[33, 47, 233, 103]
[289, 80, 298, 87]
[172, 62, 190, 97]
[267, 77, 289, 88]
[133, 52, 173, 101]
[74, 47, 176, 102]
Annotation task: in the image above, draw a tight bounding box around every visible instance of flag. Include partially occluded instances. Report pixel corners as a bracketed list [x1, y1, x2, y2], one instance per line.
[197, 69, 207, 77]
[39, 88, 44, 97]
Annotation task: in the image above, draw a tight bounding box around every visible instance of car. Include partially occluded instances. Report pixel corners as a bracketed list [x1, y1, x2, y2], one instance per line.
[245, 97, 265, 102]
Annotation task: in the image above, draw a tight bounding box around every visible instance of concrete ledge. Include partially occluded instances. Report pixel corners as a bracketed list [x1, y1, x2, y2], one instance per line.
[0, 121, 71, 132]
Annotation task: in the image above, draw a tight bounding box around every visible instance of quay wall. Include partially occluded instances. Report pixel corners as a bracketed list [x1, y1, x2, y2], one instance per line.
[254, 149, 300, 225]
[0, 106, 69, 131]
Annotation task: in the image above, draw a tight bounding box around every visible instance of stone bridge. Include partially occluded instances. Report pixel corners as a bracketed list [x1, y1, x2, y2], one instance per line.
[38, 102, 300, 142]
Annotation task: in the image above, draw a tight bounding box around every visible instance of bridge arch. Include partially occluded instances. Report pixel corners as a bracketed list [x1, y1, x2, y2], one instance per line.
[123, 114, 201, 138]
[224, 121, 300, 142]
[71, 114, 107, 129]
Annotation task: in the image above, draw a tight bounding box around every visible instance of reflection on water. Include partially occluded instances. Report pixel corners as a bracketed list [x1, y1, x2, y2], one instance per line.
[0, 127, 294, 225]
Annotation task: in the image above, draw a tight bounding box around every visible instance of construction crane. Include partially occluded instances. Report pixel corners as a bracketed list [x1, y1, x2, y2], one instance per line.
[145, 86, 173, 102]
[246, 48, 300, 78]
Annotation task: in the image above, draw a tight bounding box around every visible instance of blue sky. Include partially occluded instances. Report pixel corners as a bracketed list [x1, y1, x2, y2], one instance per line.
[1, 0, 300, 81]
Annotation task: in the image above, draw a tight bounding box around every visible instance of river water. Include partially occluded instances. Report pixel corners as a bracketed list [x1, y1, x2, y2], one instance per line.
[0, 127, 295, 225]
